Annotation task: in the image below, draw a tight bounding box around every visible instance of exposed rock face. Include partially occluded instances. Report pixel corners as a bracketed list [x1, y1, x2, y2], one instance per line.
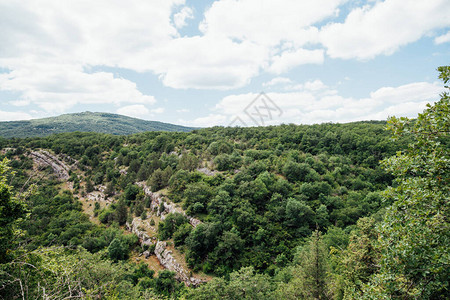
[30, 150, 70, 180]
[85, 190, 112, 204]
[136, 182, 202, 228]
[130, 183, 206, 286]
[126, 217, 155, 247]
[196, 167, 217, 176]
[155, 241, 204, 287]
[143, 250, 151, 259]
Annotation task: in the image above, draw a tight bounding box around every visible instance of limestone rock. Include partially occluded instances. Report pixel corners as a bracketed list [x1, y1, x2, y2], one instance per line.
[154, 241, 204, 286]
[126, 217, 154, 247]
[136, 182, 202, 227]
[30, 150, 70, 180]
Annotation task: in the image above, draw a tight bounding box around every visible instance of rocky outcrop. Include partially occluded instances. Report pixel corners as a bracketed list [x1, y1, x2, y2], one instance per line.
[136, 182, 202, 228]
[85, 190, 112, 204]
[59, 153, 78, 167]
[126, 217, 156, 247]
[30, 150, 70, 180]
[196, 167, 218, 176]
[155, 241, 204, 287]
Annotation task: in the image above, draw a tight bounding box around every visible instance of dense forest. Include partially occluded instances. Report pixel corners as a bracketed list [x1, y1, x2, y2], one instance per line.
[0, 66, 448, 299]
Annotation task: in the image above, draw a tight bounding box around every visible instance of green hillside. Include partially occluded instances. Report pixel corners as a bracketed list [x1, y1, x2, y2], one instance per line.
[0, 111, 195, 138]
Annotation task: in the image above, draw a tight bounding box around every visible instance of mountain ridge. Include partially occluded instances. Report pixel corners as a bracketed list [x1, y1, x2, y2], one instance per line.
[0, 111, 195, 138]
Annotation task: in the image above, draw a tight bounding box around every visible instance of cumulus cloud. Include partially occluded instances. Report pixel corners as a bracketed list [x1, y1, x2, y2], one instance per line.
[434, 31, 450, 44]
[0, 110, 33, 121]
[148, 35, 267, 89]
[320, 0, 450, 59]
[116, 105, 164, 119]
[214, 81, 444, 126]
[117, 105, 150, 119]
[173, 6, 194, 29]
[0, 63, 156, 113]
[0, 0, 345, 95]
[268, 48, 324, 74]
[263, 78, 330, 92]
[0, 0, 448, 115]
[263, 77, 293, 87]
[180, 114, 227, 127]
[0, 0, 184, 112]
[200, 0, 343, 47]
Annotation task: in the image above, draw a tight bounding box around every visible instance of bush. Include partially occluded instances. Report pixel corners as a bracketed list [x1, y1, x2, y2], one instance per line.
[108, 238, 127, 261]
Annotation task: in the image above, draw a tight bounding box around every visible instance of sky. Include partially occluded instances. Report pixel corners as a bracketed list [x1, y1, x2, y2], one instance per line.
[0, 0, 449, 127]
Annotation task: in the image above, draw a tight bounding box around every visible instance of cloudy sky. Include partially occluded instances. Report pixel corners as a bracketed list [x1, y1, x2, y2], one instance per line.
[0, 0, 449, 126]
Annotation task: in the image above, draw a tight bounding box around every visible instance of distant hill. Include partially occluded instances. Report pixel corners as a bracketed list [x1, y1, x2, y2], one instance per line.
[0, 112, 195, 138]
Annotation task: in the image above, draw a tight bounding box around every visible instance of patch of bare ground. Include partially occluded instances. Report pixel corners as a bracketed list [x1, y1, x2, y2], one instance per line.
[130, 251, 165, 275]
[80, 195, 110, 225]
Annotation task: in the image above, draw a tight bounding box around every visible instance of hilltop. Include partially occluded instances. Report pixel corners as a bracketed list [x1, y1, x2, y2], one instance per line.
[0, 111, 195, 138]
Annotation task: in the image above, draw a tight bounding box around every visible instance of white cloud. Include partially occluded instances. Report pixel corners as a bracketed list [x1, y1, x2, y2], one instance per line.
[268, 48, 324, 74]
[304, 79, 328, 91]
[117, 104, 150, 119]
[320, 0, 450, 59]
[0, 0, 183, 112]
[0, 0, 448, 109]
[263, 78, 330, 92]
[0, 0, 183, 67]
[369, 82, 442, 104]
[174, 6, 194, 29]
[180, 114, 227, 127]
[148, 35, 267, 89]
[200, 0, 343, 47]
[435, 31, 450, 44]
[116, 105, 165, 119]
[214, 81, 444, 125]
[0, 110, 33, 121]
[177, 108, 190, 113]
[0, 63, 156, 113]
[263, 77, 293, 87]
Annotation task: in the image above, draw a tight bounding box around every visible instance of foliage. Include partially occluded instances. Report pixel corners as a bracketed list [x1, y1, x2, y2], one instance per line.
[0, 158, 28, 263]
[158, 213, 189, 240]
[362, 66, 450, 299]
[4, 70, 448, 299]
[189, 266, 274, 299]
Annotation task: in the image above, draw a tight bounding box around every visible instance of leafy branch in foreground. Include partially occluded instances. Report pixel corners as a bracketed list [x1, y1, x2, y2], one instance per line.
[361, 66, 449, 299]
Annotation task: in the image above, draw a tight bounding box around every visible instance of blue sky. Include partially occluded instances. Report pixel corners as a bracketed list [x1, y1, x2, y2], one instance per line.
[0, 0, 449, 127]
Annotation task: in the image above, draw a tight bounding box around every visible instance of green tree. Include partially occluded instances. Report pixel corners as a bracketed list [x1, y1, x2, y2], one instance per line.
[179, 153, 199, 171]
[114, 199, 128, 225]
[285, 198, 314, 229]
[210, 229, 244, 268]
[190, 266, 274, 299]
[339, 217, 379, 299]
[0, 158, 28, 263]
[148, 168, 170, 191]
[282, 230, 331, 299]
[158, 212, 188, 240]
[108, 238, 127, 261]
[282, 161, 311, 182]
[183, 181, 213, 213]
[364, 66, 450, 299]
[173, 223, 192, 246]
[154, 270, 182, 297]
[85, 178, 94, 193]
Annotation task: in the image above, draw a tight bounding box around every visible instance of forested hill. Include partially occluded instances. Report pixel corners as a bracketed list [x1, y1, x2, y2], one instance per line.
[0, 111, 195, 138]
[1, 67, 448, 299]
